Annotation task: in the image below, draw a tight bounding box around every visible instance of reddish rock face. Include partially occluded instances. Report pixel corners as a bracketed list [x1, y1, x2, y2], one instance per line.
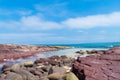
[0, 44, 60, 63]
[72, 47, 120, 80]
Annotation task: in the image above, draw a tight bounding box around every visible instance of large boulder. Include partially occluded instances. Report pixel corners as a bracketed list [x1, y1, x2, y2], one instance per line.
[15, 69, 39, 80]
[10, 64, 21, 72]
[5, 72, 23, 80]
[47, 73, 63, 80]
[50, 66, 66, 74]
[72, 47, 120, 80]
[64, 72, 79, 80]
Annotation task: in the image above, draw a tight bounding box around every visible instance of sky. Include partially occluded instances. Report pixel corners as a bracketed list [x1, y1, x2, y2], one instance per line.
[0, 0, 120, 44]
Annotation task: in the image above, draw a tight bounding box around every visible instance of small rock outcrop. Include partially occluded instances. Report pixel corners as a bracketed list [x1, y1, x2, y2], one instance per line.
[76, 50, 85, 54]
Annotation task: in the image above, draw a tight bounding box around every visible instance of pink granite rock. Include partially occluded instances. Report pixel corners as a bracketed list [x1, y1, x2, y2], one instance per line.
[72, 47, 120, 80]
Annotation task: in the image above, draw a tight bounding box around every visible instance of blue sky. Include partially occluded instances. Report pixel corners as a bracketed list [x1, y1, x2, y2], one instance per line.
[0, 0, 120, 44]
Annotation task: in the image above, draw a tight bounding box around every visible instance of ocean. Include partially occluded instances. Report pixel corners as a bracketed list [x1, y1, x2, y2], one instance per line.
[36, 42, 120, 49]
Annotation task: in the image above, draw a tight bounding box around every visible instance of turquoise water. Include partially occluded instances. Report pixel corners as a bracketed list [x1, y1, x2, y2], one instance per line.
[36, 42, 120, 48]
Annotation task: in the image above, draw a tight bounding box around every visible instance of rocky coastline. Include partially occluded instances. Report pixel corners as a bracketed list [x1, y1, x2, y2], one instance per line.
[0, 44, 64, 63]
[0, 46, 120, 80]
[72, 47, 120, 80]
[0, 55, 76, 80]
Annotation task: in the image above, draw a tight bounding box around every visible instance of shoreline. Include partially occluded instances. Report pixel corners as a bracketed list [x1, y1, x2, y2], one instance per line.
[0, 44, 120, 80]
[0, 44, 66, 63]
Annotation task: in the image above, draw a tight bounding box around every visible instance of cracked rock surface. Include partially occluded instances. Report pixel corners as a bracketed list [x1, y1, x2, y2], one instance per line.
[72, 47, 120, 80]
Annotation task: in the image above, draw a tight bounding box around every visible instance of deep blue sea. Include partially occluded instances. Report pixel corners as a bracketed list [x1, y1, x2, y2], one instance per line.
[35, 42, 120, 49]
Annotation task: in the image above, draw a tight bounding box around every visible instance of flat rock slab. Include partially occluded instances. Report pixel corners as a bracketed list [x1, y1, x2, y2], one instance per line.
[0, 44, 60, 63]
[72, 47, 120, 80]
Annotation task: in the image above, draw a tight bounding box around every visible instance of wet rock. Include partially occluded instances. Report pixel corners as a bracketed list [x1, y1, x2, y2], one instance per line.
[76, 50, 85, 54]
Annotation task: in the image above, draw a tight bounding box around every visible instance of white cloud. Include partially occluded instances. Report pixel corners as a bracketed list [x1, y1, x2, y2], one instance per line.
[20, 16, 61, 30]
[0, 12, 120, 30]
[62, 12, 120, 29]
[0, 16, 61, 30]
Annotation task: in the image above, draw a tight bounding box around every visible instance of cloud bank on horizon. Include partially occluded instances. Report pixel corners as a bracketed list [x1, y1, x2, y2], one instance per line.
[0, 0, 120, 44]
